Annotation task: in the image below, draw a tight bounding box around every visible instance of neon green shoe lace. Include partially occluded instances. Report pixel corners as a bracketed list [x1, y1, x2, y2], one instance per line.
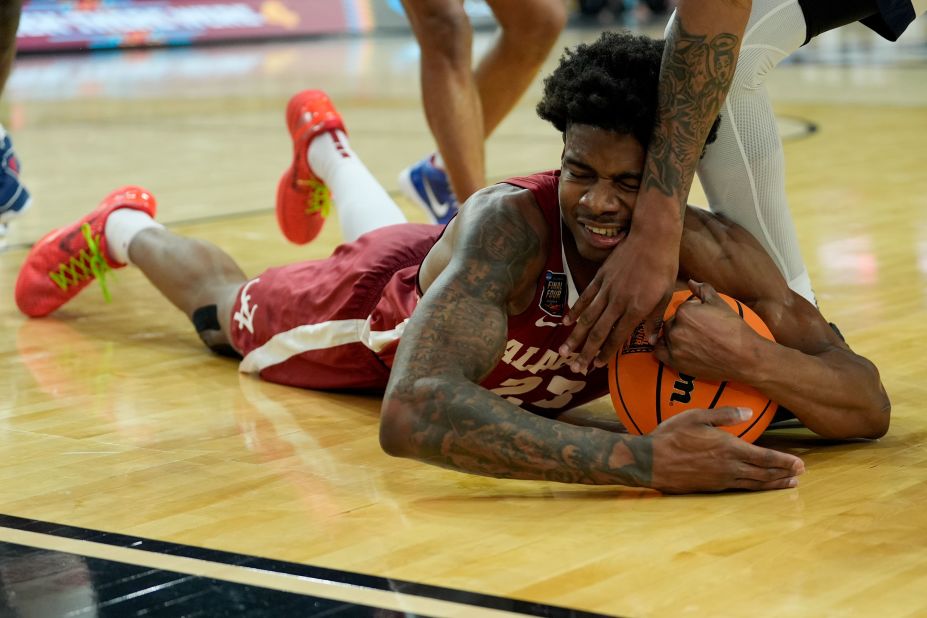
[47, 223, 114, 302]
[298, 177, 332, 218]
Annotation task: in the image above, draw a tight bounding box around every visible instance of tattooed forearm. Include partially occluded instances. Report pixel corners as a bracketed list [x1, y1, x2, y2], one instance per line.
[383, 195, 655, 487]
[386, 359, 654, 485]
[409, 377, 654, 486]
[645, 16, 740, 205]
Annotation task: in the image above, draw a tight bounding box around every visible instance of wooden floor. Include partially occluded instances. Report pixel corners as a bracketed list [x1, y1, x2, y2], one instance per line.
[2, 19, 927, 617]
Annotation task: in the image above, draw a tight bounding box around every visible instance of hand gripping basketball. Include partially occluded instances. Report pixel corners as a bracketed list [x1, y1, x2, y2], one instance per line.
[608, 281, 778, 443]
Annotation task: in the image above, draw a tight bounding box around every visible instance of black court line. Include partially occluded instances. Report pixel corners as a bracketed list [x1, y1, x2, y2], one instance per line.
[0, 540, 397, 618]
[0, 514, 617, 618]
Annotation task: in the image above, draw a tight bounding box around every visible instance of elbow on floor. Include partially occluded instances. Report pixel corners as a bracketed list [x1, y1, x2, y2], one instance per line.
[815, 399, 891, 441]
[378, 397, 417, 459]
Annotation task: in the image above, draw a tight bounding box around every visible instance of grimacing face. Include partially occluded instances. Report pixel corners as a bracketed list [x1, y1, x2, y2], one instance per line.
[558, 123, 645, 263]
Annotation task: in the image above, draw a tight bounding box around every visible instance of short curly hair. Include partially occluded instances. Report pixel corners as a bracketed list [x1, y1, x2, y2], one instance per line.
[537, 31, 719, 152]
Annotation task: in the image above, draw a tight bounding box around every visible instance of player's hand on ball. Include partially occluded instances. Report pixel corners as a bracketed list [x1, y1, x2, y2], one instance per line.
[560, 227, 675, 373]
[654, 280, 768, 382]
[648, 406, 804, 493]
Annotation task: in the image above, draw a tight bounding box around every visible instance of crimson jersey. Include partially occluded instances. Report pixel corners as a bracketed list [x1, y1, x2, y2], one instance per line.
[230, 170, 608, 416]
[478, 171, 609, 417]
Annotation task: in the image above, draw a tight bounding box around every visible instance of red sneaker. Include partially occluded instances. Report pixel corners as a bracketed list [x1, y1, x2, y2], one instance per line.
[15, 186, 157, 317]
[276, 90, 345, 245]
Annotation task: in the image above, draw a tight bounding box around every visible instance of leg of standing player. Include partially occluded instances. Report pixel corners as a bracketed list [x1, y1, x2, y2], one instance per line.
[479, 0, 567, 156]
[398, 0, 566, 221]
[685, 0, 919, 304]
[0, 0, 22, 94]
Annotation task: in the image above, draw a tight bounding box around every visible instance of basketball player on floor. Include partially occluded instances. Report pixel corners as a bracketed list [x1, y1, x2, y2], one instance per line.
[559, 0, 927, 375]
[15, 32, 890, 494]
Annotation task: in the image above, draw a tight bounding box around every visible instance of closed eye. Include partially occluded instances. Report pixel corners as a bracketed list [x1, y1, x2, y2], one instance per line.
[564, 167, 593, 181]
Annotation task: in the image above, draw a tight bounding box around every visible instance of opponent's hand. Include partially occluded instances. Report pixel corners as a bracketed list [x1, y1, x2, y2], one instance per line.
[649, 406, 804, 494]
[653, 280, 768, 382]
[560, 227, 677, 373]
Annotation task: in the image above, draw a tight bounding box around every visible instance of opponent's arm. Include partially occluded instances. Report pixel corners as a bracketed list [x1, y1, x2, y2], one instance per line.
[661, 211, 890, 440]
[561, 0, 751, 371]
[380, 187, 803, 491]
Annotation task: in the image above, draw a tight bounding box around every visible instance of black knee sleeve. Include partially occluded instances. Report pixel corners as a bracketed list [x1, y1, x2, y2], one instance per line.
[192, 305, 241, 359]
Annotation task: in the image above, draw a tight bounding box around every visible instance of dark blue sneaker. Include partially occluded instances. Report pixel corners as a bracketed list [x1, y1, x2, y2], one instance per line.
[0, 125, 31, 231]
[398, 155, 458, 225]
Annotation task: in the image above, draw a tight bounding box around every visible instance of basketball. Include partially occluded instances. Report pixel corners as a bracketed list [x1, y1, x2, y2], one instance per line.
[608, 290, 778, 443]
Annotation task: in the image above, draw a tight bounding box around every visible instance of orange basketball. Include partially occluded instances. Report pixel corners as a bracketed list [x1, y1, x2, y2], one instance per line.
[608, 290, 778, 443]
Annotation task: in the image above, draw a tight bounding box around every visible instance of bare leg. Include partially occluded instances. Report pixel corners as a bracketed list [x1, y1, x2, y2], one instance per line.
[0, 0, 22, 96]
[402, 0, 485, 201]
[402, 0, 565, 201]
[127, 228, 247, 350]
[478, 0, 566, 137]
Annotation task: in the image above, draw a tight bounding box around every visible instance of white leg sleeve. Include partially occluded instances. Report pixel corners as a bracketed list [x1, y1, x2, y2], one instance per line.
[665, 0, 816, 304]
[308, 131, 407, 243]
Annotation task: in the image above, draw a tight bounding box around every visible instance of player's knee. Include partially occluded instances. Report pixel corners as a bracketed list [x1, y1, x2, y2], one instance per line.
[502, 2, 566, 54]
[729, 46, 781, 94]
[530, 2, 568, 44]
[415, 4, 472, 64]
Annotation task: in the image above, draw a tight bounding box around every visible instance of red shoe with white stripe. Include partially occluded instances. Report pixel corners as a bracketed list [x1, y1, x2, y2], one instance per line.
[276, 90, 345, 245]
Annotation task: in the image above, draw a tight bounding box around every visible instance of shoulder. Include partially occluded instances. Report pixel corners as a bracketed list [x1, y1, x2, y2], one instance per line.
[678, 207, 836, 351]
[420, 183, 551, 298]
[460, 182, 550, 231]
[679, 206, 791, 306]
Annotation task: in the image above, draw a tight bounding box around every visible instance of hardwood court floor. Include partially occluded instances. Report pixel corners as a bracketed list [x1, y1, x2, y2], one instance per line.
[1, 20, 926, 617]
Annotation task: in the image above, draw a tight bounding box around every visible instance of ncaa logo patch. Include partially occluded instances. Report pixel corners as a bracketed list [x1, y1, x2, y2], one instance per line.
[539, 271, 567, 316]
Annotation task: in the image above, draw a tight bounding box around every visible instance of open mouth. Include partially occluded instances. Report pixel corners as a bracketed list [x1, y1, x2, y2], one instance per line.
[586, 224, 621, 238]
[582, 223, 628, 249]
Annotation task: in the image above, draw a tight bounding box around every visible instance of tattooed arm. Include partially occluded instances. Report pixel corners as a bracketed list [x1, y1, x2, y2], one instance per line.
[561, 1, 751, 374]
[659, 208, 890, 440]
[380, 184, 803, 492]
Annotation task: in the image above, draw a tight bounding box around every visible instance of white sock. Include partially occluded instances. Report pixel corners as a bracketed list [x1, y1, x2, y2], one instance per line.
[431, 151, 446, 171]
[104, 208, 163, 265]
[665, 0, 817, 306]
[307, 130, 406, 243]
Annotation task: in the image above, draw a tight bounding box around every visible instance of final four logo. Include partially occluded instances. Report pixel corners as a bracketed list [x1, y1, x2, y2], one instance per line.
[539, 271, 567, 316]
